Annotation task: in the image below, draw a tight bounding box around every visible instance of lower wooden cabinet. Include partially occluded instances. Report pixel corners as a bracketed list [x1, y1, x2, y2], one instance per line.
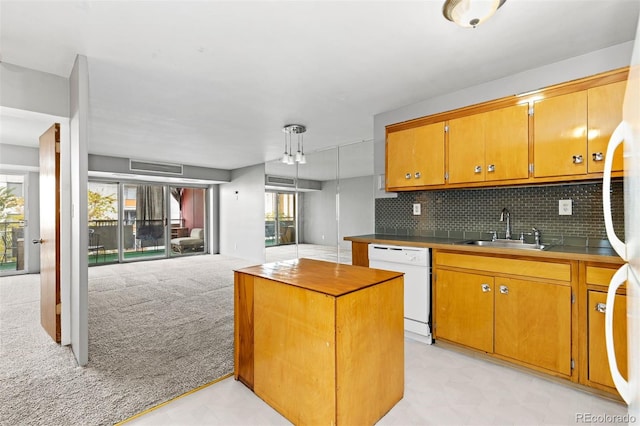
[435, 270, 494, 353]
[434, 251, 574, 377]
[494, 277, 572, 375]
[582, 264, 628, 396]
[587, 290, 628, 388]
[347, 239, 630, 399]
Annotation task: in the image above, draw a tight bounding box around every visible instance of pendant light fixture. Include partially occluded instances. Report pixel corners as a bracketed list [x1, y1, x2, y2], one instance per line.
[443, 0, 506, 28]
[281, 124, 307, 165]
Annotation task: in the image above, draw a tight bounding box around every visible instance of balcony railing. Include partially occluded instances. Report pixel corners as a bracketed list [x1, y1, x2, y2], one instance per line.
[88, 219, 167, 264]
[0, 220, 25, 271]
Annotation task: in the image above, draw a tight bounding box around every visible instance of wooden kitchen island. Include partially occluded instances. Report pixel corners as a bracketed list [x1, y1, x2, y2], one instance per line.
[234, 258, 404, 426]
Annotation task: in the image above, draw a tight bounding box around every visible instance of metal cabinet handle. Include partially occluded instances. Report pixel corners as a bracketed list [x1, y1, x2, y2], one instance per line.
[414, 171, 421, 179]
[405, 173, 411, 179]
[592, 152, 604, 161]
[481, 283, 491, 292]
[474, 165, 482, 173]
[572, 154, 584, 164]
[487, 164, 495, 172]
[32, 239, 44, 245]
[499, 285, 509, 295]
[595, 302, 606, 313]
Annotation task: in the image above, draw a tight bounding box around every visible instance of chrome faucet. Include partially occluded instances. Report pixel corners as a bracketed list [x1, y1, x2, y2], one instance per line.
[500, 208, 511, 240]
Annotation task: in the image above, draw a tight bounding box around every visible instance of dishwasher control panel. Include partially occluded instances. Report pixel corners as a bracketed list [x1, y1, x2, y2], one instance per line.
[368, 244, 429, 266]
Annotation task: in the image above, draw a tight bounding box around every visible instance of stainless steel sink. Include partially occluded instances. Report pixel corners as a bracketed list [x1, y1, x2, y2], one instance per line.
[456, 239, 549, 251]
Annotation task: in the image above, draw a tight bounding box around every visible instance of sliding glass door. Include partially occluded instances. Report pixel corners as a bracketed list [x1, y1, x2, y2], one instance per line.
[88, 181, 119, 264]
[169, 186, 206, 256]
[88, 180, 209, 264]
[265, 191, 296, 247]
[123, 183, 167, 260]
[0, 174, 27, 275]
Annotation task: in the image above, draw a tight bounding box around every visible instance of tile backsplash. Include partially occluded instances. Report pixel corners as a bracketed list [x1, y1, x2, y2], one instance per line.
[375, 181, 625, 245]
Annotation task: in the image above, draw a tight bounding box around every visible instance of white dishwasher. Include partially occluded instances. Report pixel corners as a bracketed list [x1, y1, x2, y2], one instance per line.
[368, 244, 432, 344]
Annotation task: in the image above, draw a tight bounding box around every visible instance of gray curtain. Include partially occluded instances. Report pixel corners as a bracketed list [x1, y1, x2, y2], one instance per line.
[136, 185, 164, 221]
[135, 185, 165, 247]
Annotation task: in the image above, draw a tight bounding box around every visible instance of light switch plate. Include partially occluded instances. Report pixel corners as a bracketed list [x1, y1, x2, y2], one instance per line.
[559, 199, 572, 216]
[413, 203, 421, 215]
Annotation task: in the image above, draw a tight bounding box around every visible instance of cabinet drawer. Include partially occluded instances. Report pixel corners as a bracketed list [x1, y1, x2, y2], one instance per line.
[586, 266, 617, 286]
[435, 252, 571, 282]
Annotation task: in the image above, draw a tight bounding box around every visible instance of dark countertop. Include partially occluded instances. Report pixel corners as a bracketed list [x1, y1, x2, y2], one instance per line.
[344, 234, 624, 265]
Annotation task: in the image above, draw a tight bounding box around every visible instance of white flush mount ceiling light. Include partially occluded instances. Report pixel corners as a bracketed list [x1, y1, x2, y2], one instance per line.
[281, 124, 307, 165]
[443, 0, 506, 28]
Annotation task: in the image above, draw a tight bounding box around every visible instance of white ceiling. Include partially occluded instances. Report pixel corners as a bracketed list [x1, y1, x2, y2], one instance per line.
[1, 1, 639, 175]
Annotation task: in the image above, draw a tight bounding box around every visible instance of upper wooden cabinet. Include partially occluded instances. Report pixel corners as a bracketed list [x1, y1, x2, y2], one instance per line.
[533, 91, 588, 178]
[386, 122, 445, 189]
[533, 81, 626, 178]
[587, 80, 626, 173]
[448, 104, 529, 184]
[385, 68, 627, 191]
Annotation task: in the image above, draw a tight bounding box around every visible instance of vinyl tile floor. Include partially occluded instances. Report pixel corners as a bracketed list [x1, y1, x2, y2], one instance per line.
[125, 338, 628, 426]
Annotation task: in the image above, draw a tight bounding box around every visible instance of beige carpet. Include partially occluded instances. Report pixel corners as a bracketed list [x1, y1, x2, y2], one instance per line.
[0, 254, 254, 426]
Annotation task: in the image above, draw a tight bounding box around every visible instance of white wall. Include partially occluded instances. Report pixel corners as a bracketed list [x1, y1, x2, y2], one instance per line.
[0, 144, 39, 169]
[219, 163, 266, 264]
[338, 175, 375, 248]
[302, 181, 337, 245]
[373, 41, 635, 187]
[0, 62, 69, 117]
[302, 175, 374, 247]
[67, 54, 89, 365]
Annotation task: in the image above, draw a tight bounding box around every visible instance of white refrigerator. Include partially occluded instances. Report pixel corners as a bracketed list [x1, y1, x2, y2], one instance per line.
[603, 13, 640, 420]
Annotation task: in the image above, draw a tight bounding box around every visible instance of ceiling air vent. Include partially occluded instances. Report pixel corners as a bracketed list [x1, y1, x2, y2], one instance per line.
[130, 159, 183, 175]
[265, 175, 296, 187]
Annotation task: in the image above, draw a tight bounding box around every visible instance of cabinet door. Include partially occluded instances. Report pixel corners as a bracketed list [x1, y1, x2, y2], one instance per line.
[435, 270, 493, 352]
[494, 278, 572, 375]
[587, 81, 626, 173]
[533, 91, 587, 177]
[387, 128, 416, 188]
[484, 104, 529, 181]
[413, 122, 445, 186]
[448, 113, 486, 184]
[387, 123, 445, 188]
[588, 290, 628, 388]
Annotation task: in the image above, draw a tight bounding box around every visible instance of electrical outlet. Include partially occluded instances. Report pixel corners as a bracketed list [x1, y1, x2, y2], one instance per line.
[559, 199, 572, 216]
[413, 203, 421, 215]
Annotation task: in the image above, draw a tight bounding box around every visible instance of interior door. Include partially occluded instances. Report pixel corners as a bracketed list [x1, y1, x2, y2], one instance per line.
[39, 123, 61, 343]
